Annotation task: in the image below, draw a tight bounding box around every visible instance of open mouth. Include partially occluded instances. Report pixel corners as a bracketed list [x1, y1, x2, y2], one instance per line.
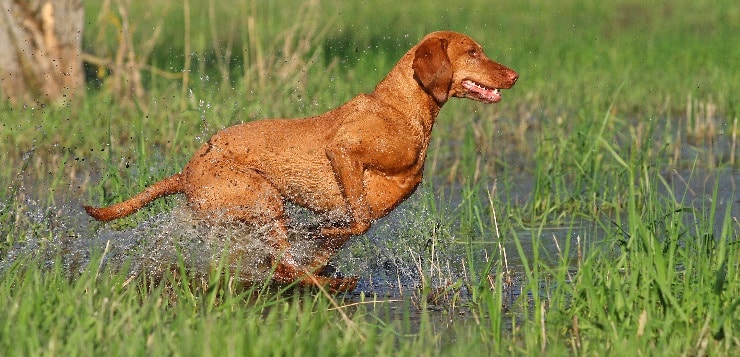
[462, 80, 502, 103]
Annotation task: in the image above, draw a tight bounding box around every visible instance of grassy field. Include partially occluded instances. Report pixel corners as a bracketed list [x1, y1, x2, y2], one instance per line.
[1, 0, 738, 355]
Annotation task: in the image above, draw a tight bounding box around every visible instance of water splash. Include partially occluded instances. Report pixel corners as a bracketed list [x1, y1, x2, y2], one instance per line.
[1, 189, 469, 295]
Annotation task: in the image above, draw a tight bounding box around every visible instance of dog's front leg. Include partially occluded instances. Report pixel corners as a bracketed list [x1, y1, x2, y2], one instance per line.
[322, 146, 372, 238]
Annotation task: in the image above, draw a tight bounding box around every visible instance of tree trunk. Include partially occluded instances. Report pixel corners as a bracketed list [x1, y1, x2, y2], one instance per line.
[0, 0, 84, 105]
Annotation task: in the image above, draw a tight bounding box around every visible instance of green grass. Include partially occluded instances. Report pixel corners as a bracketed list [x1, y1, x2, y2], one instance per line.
[0, 257, 418, 355]
[1, 0, 739, 355]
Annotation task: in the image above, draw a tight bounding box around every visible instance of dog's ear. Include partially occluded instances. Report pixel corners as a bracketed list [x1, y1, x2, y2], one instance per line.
[412, 37, 452, 104]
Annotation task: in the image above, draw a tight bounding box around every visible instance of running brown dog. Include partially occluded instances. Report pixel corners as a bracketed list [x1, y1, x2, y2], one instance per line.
[85, 31, 518, 292]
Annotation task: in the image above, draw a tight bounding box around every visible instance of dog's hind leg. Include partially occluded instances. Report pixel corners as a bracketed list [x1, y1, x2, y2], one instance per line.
[184, 164, 295, 276]
[185, 163, 357, 291]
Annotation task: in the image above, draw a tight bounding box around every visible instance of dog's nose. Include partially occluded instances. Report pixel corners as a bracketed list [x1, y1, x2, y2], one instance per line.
[507, 70, 519, 83]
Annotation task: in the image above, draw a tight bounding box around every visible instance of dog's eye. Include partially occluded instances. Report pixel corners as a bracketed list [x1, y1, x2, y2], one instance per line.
[467, 49, 479, 57]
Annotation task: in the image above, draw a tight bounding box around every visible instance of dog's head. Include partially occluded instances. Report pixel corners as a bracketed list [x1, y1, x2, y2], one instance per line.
[412, 31, 518, 104]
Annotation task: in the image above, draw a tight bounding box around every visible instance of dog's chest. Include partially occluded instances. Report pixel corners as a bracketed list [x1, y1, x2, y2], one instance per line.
[363, 168, 423, 218]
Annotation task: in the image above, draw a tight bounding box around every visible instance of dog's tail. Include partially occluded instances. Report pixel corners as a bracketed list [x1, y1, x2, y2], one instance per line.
[84, 173, 185, 221]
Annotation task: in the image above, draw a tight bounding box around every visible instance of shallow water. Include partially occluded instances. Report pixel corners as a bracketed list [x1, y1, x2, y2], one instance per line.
[1, 168, 736, 308]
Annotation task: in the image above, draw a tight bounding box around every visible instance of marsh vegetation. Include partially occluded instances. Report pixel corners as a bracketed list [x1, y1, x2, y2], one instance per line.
[1, 1, 738, 355]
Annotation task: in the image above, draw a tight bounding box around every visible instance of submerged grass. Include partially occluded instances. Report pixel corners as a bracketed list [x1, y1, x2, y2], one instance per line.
[1, 0, 739, 355]
[495, 131, 740, 354]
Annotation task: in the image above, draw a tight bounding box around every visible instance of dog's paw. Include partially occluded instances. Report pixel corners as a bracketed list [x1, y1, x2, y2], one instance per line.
[319, 221, 370, 237]
[326, 276, 359, 293]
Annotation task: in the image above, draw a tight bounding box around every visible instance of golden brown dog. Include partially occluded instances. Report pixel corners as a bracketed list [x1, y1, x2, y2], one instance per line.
[85, 31, 518, 292]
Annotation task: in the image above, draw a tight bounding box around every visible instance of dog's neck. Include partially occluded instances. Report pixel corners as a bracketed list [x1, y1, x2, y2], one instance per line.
[371, 53, 444, 135]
